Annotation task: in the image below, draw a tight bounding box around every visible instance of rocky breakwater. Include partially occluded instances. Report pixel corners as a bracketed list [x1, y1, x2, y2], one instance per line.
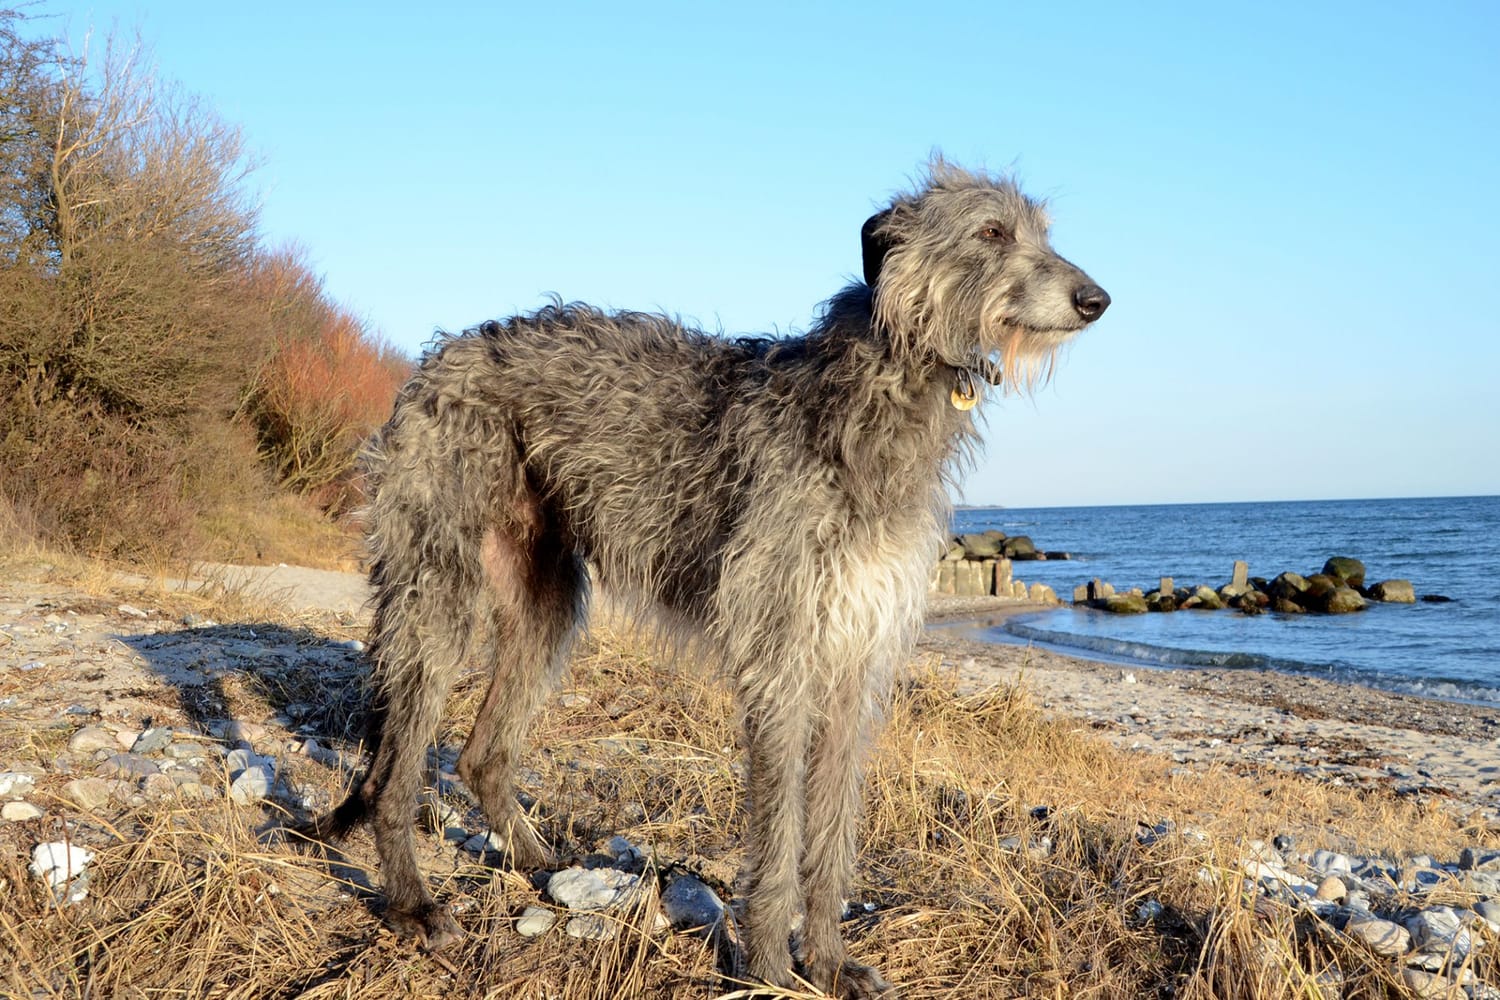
[929, 529, 1070, 603]
[1077, 556, 1441, 615]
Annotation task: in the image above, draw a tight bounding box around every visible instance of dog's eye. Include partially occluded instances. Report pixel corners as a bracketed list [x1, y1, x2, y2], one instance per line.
[977, 224, 1014, 244]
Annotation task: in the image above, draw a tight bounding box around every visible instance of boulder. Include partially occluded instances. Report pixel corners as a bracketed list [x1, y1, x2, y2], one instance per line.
[1001, 535, 1038, 560]
[958, 533, 1003, 559]
[1102, 593, 1148, 614]
[1302, 573, 1338, 604]
[1322, 586, 1367, 614]
[1269, 572, 1309, 602]
[1145, 591, 1177, 612]
[1189, 585, 1223, 610]
[1043, 551, 1071, 560]
[1271, 597, 1305, 614]
[1321, 556, 1366, 588]
[942, 542, 965, 562]
[1369, 579, 1415, 603]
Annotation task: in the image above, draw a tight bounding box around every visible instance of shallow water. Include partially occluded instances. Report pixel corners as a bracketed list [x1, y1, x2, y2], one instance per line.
[953, 496, 1500, 707]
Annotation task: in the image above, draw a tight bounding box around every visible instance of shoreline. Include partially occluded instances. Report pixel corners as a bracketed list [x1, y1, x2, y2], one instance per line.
[922, 596, 1500, 822]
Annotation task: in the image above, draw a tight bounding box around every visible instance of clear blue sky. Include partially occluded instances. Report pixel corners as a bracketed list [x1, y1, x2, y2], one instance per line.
[41, 1, 1500, 507]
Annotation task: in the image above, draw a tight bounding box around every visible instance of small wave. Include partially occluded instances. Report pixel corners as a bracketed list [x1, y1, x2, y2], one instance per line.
[1001, 622, 1315, 671]
[995, 621, 1500, 708]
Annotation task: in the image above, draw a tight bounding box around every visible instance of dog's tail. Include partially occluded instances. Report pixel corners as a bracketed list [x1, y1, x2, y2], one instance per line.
[290, 328, 523, 849]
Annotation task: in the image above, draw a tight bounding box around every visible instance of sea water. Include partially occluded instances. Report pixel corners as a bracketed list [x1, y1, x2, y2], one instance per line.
[952, 496, 1500, 707]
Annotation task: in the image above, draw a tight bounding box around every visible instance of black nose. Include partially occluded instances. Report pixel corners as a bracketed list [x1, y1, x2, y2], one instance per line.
[1073, 284, 1110, 321]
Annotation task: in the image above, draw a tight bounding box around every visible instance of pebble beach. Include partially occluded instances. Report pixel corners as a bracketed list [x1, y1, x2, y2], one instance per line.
[3, 566, 1496, 994]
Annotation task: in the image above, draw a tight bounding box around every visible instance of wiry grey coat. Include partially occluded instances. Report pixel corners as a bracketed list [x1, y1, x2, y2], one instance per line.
[296, 161, 1109, 999]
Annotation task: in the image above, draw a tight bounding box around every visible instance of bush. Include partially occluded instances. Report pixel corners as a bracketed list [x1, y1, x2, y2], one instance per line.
[0, 16, 407, 558]
[246, 251, 411, 512]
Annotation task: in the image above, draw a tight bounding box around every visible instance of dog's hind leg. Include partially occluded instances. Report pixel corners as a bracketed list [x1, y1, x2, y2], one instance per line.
[455, 516, 587, 869]
[356, 550, 486, 950]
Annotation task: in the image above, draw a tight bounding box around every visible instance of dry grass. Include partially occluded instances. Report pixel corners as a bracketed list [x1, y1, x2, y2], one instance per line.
[1, 601, 1493, 998]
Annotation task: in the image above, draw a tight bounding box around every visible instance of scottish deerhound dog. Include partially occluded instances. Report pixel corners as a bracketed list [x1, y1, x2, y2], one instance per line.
[297, 161, 1107, 998]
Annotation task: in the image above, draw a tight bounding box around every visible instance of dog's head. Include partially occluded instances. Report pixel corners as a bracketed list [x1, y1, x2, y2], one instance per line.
[862, 160, 1108, 392]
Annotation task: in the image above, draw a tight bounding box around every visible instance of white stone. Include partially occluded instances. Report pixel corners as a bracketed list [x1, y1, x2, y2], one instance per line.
[1405, 906, 1473, 959]
[515, 905, 556, 937]
[1310, 849, 1354, 874]
[564, 913, 617, 940]
[2, 801, 44, 821]
[461, 830, 507, 854]
[547, 866, 640, 911]
[30, 841, 93, 889]
[229, 764, 274, 804]
[0, 772, 35, 798]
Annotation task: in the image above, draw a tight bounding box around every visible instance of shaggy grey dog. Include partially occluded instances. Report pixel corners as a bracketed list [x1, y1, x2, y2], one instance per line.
[297, 161, 1108, 998]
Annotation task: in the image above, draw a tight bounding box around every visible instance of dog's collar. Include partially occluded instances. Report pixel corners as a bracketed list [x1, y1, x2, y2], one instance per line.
[948, 359, 1004, 411]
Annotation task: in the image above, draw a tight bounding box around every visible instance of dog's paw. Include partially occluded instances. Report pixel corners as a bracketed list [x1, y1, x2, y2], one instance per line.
[386, 902, 464, 952]
[829, 959, 897, 1000]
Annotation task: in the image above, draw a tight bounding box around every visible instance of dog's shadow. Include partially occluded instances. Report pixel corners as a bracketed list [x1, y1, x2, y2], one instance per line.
[117, 621, 372, 749]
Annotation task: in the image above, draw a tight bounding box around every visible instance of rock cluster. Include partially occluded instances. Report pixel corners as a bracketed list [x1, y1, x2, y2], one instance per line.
[1077, 557, 1434, 616]
[1099, 818, 1499, 997]
[506, 835, 727, 943]
[1234, 836, 1500, 996]
[931, 530, 1066, 603]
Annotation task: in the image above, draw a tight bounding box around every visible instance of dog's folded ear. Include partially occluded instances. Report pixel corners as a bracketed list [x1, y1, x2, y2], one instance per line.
[861, 209, 897, 288]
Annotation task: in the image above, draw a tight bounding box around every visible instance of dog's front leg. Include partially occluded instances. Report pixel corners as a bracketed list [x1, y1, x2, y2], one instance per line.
[738, 683, 813, 991]
[798, 668, 896, 998]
